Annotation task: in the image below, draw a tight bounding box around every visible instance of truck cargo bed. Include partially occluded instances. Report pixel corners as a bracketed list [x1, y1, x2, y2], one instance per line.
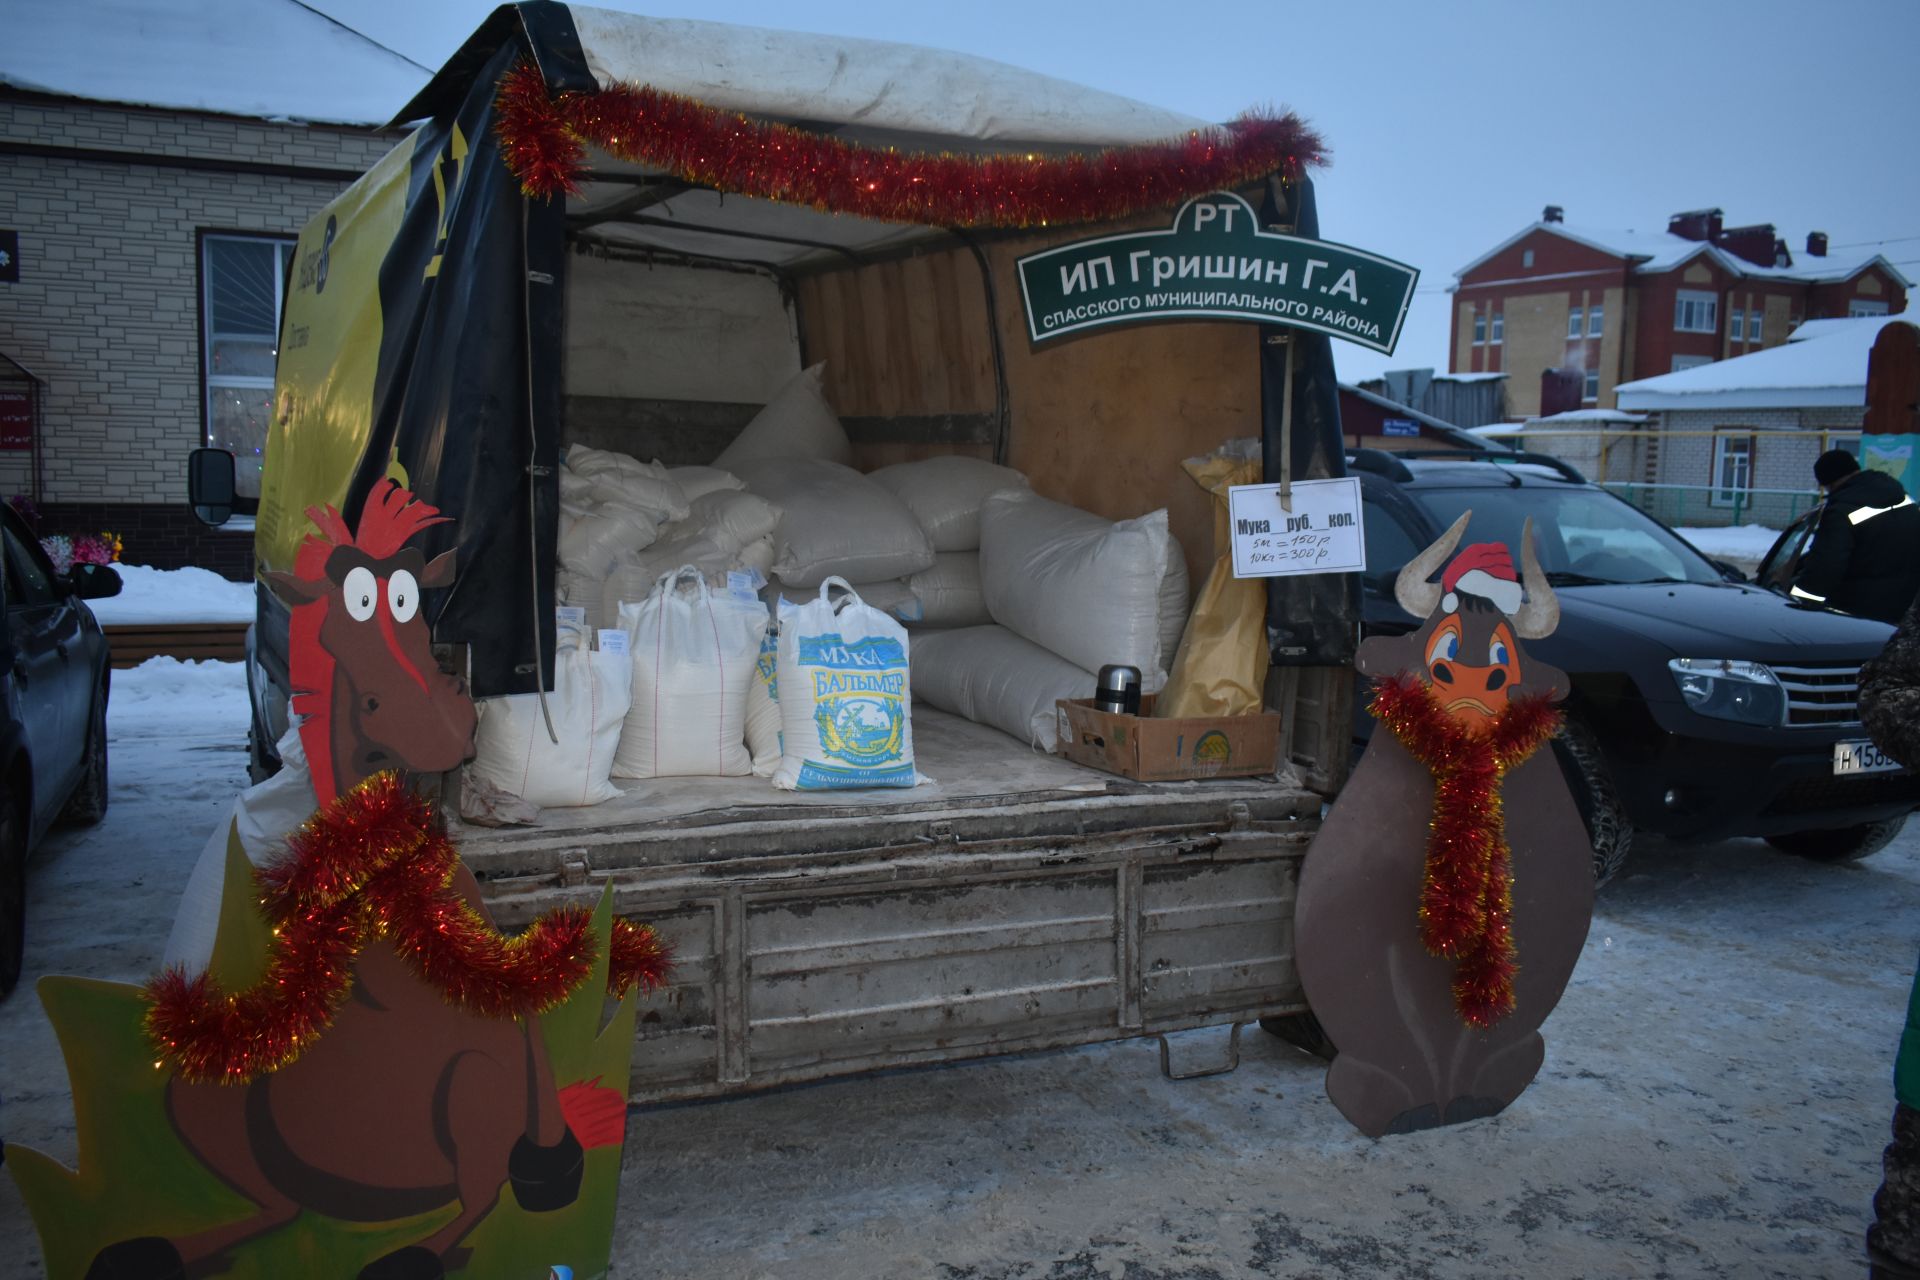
[461, 707, 1318, 1101]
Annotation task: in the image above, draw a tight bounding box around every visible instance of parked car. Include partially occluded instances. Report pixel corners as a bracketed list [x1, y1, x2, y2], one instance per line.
[0, 502, 120, 996]
[1752, 507, 1818, 595]
[1351, 449, 1919, 885]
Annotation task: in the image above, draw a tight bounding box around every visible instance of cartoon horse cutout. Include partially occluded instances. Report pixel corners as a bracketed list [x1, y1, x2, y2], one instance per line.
[86, 481, 617, 1280]
[1292, 512, 1594, 1137]
[265, 477, 478, 806]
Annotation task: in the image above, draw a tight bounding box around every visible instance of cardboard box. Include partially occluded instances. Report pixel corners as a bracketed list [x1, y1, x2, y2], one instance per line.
[1055, 695, 1283, 782]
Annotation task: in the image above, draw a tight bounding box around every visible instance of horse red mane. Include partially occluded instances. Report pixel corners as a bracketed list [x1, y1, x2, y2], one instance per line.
[287, 480, 449, 803]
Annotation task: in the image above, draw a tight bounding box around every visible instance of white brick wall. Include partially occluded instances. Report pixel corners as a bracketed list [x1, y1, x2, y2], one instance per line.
[0, 98, 397, 504]
[1648, 405, 1864, 526]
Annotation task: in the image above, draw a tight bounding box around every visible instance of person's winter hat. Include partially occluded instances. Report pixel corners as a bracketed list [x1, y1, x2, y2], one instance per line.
[1814, 449, 1861, 486]
[1441, 543, 1523, 615]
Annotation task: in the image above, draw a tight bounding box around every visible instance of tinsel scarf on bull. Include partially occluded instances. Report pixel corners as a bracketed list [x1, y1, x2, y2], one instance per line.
[1369, 675, 1562, 1029]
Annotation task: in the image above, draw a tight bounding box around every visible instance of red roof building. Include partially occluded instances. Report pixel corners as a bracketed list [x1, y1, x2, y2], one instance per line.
[1451, 206, 1909, 419]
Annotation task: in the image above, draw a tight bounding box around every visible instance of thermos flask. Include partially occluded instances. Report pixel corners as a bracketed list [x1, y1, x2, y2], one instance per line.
[1095, 664, 1142, 715]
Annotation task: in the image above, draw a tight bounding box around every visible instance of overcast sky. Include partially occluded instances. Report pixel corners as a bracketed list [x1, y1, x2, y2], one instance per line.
[309, 0, 1920, 385]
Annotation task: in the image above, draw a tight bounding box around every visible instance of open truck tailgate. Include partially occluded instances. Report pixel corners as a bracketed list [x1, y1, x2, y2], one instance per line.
[458, 709, 1320, 1101]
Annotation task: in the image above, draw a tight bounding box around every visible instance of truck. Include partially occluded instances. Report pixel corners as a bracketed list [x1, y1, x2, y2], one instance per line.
[190, 2, 1368, 1104]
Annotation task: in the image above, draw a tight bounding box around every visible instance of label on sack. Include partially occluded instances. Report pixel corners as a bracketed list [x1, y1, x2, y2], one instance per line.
[792, 632, 913, 788]
[727, 569, 760, 603]
[556, 606, 587, 628]
[597, 628, 629, 655]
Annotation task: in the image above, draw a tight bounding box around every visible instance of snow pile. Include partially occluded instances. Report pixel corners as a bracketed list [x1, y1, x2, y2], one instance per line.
[86, 564, 254, 626]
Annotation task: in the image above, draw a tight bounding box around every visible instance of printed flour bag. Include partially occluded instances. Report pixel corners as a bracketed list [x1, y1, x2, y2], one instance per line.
[773, 578, 922, 791]
[613, 567, 766, 779]
[745, 623, 781, 777]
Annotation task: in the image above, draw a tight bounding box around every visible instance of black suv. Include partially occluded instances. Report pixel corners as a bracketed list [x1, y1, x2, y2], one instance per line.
[1353, 449, 1918, 885]
[0, 502, 119, 995]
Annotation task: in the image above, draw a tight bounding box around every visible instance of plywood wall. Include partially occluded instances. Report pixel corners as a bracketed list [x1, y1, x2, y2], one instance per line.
[796, 224, 1264, 593]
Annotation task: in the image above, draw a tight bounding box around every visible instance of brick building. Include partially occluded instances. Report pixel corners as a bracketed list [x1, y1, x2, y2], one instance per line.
[1451, 206, 1910, 421]
[0, 2, 422, 576]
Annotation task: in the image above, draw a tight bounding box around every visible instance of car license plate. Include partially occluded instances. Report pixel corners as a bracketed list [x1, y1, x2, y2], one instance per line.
[1834, 738, 1902, 776]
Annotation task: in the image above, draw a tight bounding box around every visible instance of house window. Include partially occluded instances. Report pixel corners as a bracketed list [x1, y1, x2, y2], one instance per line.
[1747, 311, 1763, 343]
[1522, 249, 1535, 269]
[1583, 369, 1600, 402]
[1850, 299, 1890, 318]
[1473, 312, 1486, 344]
[1587, 304, 1603, 338]
[1490, 312, 1504, 345]
[1675, 290, 1718, 334]
[1567, 307, 1584, 339]
[1672, 355, 1712, 373]
[1729, 308, 1745, 342]
[1711, 433, 1754, 508]
[201, 232, 296, 502]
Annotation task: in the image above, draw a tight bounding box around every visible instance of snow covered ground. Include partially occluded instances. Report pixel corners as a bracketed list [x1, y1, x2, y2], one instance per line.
[1, 657, 1915, 1278]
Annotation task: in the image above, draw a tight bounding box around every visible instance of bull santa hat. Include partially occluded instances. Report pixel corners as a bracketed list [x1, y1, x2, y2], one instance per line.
[1440, 541, 1525, 616]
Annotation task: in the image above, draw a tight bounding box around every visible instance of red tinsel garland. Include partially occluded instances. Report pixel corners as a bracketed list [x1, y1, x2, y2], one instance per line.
[1369, 675, 1562, 1029]
[145, 773, 671, 1084]
[493, 61, 1326, 226]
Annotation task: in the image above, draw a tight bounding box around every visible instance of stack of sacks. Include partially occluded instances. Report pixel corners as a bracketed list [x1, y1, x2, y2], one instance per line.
[601, 485, 783, 624]
[912, 490, 1188, 751]
[555, 445, 689, 625]
[714, 362, 853, 469]
[731, 457, 936, 598]
[867, 456, 1031, 628]
[713, 360, 937, 609]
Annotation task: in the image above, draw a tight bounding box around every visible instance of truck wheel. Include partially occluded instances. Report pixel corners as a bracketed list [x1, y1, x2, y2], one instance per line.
[1765, 815, 1907, 864]
[60, 681, 110, 826]
[0, 785, 25, 997]
[1554, 718, 1634, 889]
[1259, 1010, 1337, 1060]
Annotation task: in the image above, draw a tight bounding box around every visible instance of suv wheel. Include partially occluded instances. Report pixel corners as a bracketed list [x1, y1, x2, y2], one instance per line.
[1554, 718, 1634, 888]
[1765, 814, 1907, 864]
[0, 784, 25, 997]
[60, 680, 109, 826]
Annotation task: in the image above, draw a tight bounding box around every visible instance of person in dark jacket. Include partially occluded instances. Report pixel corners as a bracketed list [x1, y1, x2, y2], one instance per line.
[1791, 450, 1920, 624]
[1859, 595, 1920, 1279]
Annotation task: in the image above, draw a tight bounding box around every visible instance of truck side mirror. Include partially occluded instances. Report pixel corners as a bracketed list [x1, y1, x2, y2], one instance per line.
[188, 447, 236, 527]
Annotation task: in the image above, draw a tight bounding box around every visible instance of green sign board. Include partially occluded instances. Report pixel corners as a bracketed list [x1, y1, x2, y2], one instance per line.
[1016, 192, 1419, 354]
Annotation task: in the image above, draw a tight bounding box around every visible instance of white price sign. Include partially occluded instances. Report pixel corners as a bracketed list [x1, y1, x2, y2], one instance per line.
[1227, 477, 1367, 578]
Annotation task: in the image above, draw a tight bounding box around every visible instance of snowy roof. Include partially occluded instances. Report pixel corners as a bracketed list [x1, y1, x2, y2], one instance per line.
[0, 0, 429, 126]
[1524, 409, 1649, 426]
[1615, 313, 1914, 411]
[1457, 219, 1909, 290]
[1471, 409, 1647, 433]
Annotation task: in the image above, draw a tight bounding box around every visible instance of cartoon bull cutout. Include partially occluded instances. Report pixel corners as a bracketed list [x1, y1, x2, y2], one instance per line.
[1292, 511, 1593, 1137]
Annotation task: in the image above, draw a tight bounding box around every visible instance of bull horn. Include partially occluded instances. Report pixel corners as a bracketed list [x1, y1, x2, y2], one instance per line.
[1510, 517, 1560, 639]
[1395, 511, 1473, 618]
